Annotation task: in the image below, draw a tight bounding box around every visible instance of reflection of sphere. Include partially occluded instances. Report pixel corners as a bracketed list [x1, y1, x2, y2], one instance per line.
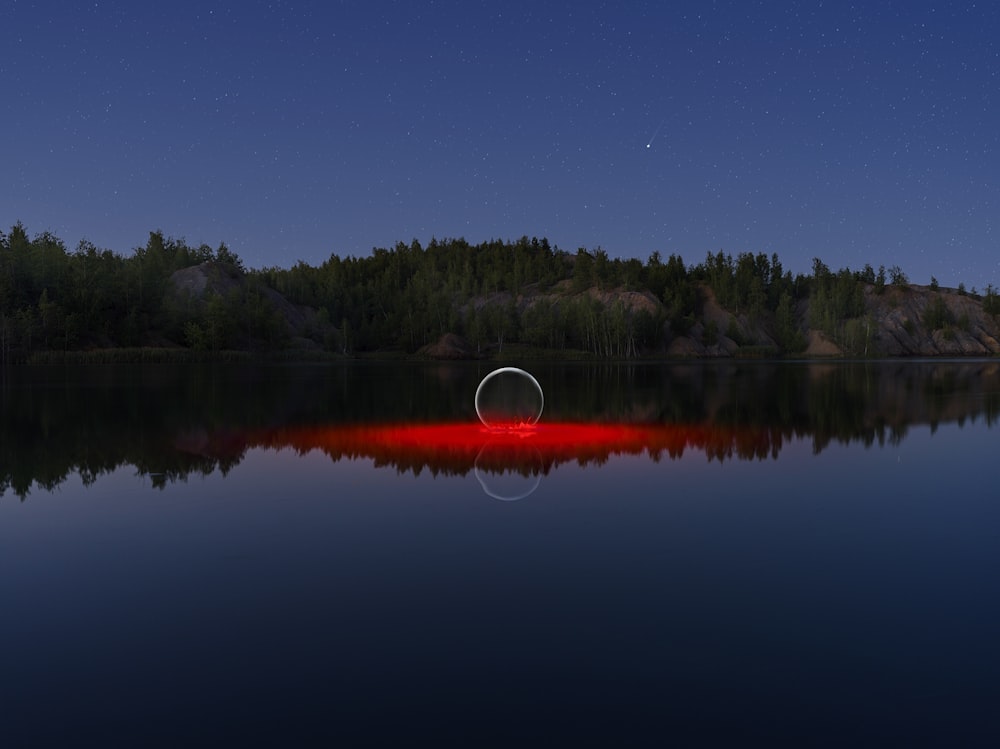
[474, 442, 544, 501]
[475, 367, 544, 430]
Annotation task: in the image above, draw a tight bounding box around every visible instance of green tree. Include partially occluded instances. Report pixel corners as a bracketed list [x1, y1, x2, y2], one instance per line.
[572, 249, 594, 292]
[923, 295, 953, 330]
[874, 265, 887, 294]
[775, 292, 804, 353]
[38, 288, 62, 348]
[592, 248, 613, 289]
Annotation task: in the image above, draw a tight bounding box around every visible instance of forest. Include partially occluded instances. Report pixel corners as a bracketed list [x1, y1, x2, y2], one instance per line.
[2, 220, 999, 363]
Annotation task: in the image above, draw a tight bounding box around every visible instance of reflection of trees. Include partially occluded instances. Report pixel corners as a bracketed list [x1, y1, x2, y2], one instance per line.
[247, 423, 802, 477]
[2, 361, 999, 498]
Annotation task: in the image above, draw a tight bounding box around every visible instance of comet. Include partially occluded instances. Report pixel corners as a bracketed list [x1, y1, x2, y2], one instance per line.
[646, 119, 665, 149]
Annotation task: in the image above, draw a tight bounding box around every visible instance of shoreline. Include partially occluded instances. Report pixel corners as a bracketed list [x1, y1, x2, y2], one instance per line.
[13, 345, 1000, 366]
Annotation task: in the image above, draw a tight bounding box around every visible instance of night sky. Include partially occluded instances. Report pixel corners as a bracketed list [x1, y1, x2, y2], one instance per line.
[4, 1, 998, 286]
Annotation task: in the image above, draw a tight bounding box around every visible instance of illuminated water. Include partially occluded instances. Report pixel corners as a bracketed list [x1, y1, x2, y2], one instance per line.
[1, 361, 998, 745]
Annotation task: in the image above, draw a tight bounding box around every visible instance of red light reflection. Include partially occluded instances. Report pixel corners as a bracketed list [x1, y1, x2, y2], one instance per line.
[245, 420, 789, 476]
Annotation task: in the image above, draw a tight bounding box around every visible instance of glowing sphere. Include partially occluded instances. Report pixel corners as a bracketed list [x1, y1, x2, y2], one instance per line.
[475, 367, 544, 430]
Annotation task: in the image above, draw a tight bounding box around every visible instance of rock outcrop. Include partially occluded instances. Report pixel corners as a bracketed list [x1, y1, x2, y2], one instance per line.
[416, 333, 479, 360]
[167, 261, 1000, 358]
[664, 282, 1000, 358]
[864, 285, 1000, 356]
[167, 261, 336, 349]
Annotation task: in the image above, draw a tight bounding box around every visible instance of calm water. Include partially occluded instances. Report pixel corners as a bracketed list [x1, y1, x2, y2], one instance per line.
[2, 361, 999, 746]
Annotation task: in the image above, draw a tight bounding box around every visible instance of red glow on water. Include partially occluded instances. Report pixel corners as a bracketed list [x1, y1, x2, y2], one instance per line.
[273, 422, 661, 456]
[178, 419, 791, 477]
[246, 420, 784, 475]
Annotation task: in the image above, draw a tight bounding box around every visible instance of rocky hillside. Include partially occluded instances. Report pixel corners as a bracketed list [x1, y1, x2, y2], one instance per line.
[169, 262, 1000, 359]
[168, 261, 337, 349]
[861, 284, 1000, 356]
[421, 280, 1000, 359]
[668, 282, 1000, 357]
[636, 280, 994, 358]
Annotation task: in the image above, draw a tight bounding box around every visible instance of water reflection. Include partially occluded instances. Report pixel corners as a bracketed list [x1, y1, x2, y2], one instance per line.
[2, 360, 999, 498]
[249, 421, 794, 476]
[474, 441, 543, 501]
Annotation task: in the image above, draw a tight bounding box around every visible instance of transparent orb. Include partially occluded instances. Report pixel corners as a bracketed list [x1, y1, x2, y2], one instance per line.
[475, 367, 544, 430]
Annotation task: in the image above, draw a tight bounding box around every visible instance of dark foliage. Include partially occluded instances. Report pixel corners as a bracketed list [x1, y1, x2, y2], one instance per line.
[2, 221, 991, 361]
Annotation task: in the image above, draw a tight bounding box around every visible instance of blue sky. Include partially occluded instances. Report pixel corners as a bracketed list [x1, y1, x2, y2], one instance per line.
[3, 1, 998, 286]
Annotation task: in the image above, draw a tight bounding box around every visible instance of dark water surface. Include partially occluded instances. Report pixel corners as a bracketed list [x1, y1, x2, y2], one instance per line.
[2, 361, 999, 746]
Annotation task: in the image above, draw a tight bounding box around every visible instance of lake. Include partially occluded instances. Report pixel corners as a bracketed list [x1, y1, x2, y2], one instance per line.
[2, 360, 999, 746]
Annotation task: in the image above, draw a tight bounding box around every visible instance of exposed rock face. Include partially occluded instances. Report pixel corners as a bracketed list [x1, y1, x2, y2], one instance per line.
[804, 330, 843, 357]
[583, 286, 662, 316]
[866, 285, 1000, 356]
[168, 262, 1000, 358]
[471, 280, 1000, 358]
[416, 333, 479, 360]
[170, 263, 229, 297]
[666, 336, 704, 357]
[682, 283, 1000, 358]
[473, 281, 662, 317]
[167, 261, 335, 346]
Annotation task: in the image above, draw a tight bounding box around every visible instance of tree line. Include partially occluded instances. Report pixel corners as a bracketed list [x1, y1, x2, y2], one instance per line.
[3, 221, 999, 362]
[0, 222, 287, 363]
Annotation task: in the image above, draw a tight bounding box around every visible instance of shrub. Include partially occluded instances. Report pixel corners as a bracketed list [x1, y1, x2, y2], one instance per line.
[923, 296, 953, 331]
